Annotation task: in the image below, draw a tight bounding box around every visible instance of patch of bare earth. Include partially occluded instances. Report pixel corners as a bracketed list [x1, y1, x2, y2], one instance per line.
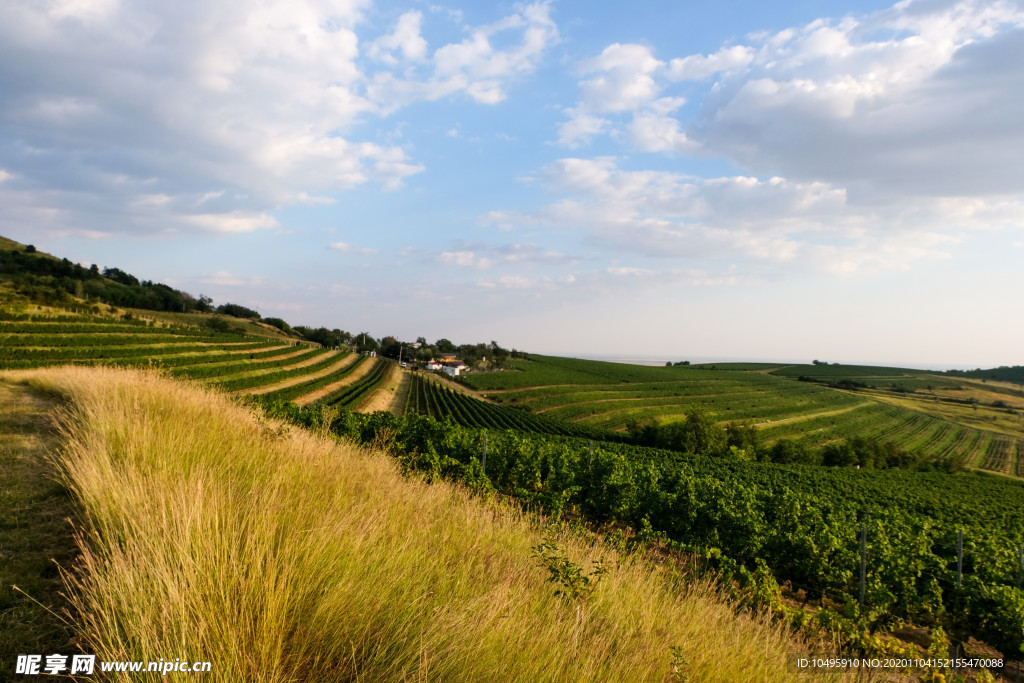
[293, 357, 375, 407]
[357, 365, 405, 415]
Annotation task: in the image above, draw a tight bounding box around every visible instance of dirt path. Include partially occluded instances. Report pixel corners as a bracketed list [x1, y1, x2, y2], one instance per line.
[356, 365, 405, 414]
[750, 403, 869, 428]
[294, 356, 376, 407]
[240, 352, 358, 396]
[0, 378, 78, 659]
[564, 399, 870, 428]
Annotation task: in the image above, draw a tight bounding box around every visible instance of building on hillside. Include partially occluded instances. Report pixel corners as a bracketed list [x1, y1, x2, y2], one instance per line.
[425, 361, 443, 371]
[441, 360, 468, 377]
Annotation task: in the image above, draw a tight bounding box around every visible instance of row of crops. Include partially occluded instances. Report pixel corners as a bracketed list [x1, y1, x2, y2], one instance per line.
[404, 374, 619, 441]
[460, 356, 1024, 475]
[258, 354, 369, 403]
[0, 313, 400, 409]
[317, 358, 394, 410]
[262, 404, 1024, 658]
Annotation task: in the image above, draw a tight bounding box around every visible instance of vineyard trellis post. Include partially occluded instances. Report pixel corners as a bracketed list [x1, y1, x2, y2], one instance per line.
[956, 530, 963, 590]
[1017, 544, 1022, 590]
[955, 529, 963, 617]
[859, 524, 866, 610]
[481, 432, 487, 475]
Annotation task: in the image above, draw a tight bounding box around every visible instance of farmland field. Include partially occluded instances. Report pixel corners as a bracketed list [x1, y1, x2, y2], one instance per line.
[458, 355, 1024, 476]
[0, 309, 395, 410]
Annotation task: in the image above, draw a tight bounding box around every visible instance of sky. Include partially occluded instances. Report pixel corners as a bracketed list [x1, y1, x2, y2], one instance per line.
[1, 0, 1022, 369]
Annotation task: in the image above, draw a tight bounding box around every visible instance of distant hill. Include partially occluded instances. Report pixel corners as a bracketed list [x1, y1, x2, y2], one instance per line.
[946, 366, 1024, 383]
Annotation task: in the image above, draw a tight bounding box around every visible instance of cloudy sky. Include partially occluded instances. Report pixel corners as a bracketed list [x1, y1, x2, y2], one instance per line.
[2, 0, 1022, 368]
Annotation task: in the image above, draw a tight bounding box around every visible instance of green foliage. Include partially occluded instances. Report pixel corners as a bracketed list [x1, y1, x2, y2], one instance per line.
[405, 375, 618, 441]
[668, 646, 688, 682]
[317, 358, 394, 410]
[0, 245, 214, 313]
[532, 542, 607, 602]
[262, 317, 294, 335]
[215, 302, 260, 319]
[249, 405, 1024, 655]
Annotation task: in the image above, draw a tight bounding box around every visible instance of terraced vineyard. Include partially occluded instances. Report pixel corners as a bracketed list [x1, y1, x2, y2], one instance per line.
[0, 311, 395, 410]
[460, 355, 1024, 476]
[403, 374, 619, 441]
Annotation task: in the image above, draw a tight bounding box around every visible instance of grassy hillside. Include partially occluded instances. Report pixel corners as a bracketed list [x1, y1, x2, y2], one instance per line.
[457, 355, 1024, 476]
[0, 309, 404, 411]
[1, 366, 814, 681]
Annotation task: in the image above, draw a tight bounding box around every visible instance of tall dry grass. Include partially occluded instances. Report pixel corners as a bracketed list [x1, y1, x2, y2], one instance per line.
[11, 366, 819, 681]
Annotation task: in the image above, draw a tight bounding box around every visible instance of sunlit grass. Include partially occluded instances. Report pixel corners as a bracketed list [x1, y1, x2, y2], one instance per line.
[9, 366, 819, 681]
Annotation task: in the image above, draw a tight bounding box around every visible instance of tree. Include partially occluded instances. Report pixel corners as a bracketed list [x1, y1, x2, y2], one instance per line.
[658, 407, 728, 456]
[263, 317, 294, 335]
[102, 267, 140, 287]
[822, 441, 859, 467]
[216, 302, 260, 319]
[768, 438, 818, 465]
[380, 336, 401, 359]
[355, 333, 379, 353]
[726, 420, 760, 457]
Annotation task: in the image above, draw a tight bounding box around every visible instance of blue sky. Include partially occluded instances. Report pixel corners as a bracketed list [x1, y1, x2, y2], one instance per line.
[2, 0, 1022, 368]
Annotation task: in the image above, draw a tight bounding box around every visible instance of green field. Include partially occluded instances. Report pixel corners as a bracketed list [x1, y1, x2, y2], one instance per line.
[0, 311, 394, 411]
[458, 355, 1024, 476]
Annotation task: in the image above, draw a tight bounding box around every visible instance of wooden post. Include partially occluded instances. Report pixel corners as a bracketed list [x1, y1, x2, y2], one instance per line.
[859, 525, 866, 610]
[955, 529, 963, 618]
[1017, 545, 1022, 590]
[957, 530, 963, 592]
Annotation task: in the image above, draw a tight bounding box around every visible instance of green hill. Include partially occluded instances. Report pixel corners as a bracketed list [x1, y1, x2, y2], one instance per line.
[453, 355, 1024, 477]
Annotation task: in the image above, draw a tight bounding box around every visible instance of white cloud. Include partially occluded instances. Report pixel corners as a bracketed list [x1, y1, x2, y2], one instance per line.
[535, 0, 1024, 287]
[368, 1, 558, 109]
[557, 0, 1024, 195]
[185, 212, 280, 233]
[690, 2, 1024, 196]
[438, 250, 493, 269]
[488, 156, 1024, 274]
[577, 43, 664, 112]
[435, 242, 572, 269]
[329, 241, 378, 256]
[0, 0, 555, 237]
[628, 114, 697, 154]
[0, 169, 14, 183]
[475, 273, 576, 290]
[369, 10, 429, 65]
[666, 45, 754, 81]
[196, 270, 265, 287]
[557, 109, 612, 147]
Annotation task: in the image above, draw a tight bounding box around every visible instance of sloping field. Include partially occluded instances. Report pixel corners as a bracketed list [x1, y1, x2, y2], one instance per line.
[404, 374, 618, 441]
[0, 312, 406, 409]
[0, 366, 812, 681]
[461, 355, 1023, 474]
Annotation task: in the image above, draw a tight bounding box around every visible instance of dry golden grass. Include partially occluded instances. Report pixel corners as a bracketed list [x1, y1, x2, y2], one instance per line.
[5, 366, 824, 682]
